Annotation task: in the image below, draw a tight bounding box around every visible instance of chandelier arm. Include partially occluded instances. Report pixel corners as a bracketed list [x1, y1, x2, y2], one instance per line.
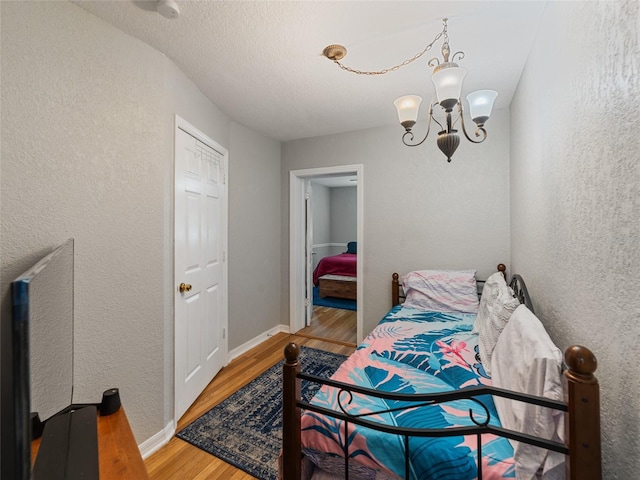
[451, 51, 465, 62]
[431, 105, 445, 132]
[451, 110, 461, 128]
[402, 111, 434, 147]
[458, 103, 488, 143]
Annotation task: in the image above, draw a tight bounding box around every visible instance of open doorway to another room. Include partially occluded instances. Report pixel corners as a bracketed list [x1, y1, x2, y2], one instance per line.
[289, 166, 363, 346]
[302, 176, 357, 345]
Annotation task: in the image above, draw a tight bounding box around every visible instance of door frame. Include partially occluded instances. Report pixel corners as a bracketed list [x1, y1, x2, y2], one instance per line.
[174, 115, 229, 423]
[304, 179, 313, 327]
[289, 165, 364, 344]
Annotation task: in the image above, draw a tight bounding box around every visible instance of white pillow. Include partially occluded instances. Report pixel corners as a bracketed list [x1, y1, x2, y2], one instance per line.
[401, 269, 479, 314]
[473, 271, 520, 375]
[491, 305, 565, 480]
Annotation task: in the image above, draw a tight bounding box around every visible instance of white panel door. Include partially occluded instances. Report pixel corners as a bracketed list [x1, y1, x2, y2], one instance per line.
[175, 123, 227, 421]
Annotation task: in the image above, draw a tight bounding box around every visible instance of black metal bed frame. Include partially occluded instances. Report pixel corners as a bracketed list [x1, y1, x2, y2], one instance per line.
[509, 273, 534, 313]
[296, 374, 568, 480]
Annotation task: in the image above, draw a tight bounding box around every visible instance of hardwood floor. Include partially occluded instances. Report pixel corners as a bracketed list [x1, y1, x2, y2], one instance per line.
[144, 332, 355, 479]
[296, 305, 357, 346]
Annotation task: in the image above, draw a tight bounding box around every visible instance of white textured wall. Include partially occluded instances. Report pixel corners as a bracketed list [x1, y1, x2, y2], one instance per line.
[509, 1, 640, 477]
[228, 122, 281, 348]
[330, 186, 357, 245]
[282, 110, 511, 335]
[312, 182, 331, 245]
[1, 0, 166, 445]
[311, 183, 331, 269]
[1, 0, 282, 455]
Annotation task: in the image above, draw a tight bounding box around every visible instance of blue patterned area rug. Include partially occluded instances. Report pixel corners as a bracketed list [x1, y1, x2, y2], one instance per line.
[176, 347, 347, 480]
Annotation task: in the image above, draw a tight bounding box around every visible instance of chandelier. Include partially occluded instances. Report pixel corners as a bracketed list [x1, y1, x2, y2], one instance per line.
[322, 18, 498, 162]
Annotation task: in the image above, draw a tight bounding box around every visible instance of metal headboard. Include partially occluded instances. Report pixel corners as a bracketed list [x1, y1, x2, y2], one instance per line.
[509, 274, 534, 313]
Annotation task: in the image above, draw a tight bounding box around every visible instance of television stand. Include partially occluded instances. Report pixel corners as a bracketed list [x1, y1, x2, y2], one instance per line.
[32, 406, 149, 479]
[33, 405, 99, 479]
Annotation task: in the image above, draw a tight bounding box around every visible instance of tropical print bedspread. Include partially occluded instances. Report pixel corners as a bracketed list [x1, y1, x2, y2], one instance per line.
[301, 306, 516, 480]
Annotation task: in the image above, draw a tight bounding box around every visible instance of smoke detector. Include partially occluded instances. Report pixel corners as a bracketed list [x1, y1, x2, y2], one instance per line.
[157, 0, 180, 19]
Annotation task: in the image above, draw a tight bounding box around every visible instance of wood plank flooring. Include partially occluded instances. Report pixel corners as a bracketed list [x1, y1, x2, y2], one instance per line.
[144, 331, 355, 479]
[296, 305, 357, 345]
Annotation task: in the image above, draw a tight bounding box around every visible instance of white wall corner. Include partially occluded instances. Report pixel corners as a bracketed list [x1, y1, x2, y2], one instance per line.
[228, 324, 290, 362]
[139, 421, 176, 459]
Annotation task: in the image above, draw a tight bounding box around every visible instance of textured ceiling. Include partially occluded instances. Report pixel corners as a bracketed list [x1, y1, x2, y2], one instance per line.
[73, 1, 546, 141]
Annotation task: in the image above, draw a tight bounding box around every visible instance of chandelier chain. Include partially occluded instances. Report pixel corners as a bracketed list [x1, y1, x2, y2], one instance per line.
[332, 26, 446, 76]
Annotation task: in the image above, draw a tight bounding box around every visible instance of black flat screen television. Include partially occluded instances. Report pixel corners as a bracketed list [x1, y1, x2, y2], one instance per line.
[4, 239, 75, 479]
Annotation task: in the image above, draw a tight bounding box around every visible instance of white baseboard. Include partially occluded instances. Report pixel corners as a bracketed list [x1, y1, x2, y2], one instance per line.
[139, 421, 175, 459]
[228, 323, 290, 362]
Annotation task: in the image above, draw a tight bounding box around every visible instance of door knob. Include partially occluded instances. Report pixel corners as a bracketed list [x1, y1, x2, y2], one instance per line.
[179, 283, 192, 293]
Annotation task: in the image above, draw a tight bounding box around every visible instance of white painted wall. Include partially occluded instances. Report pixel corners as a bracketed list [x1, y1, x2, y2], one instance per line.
[330, 186, 357, 245]
[228, 122, 281, 348]
[311, 183, 331, 269]
[282, 110, 511, 335]
[1, 0, 166, 447]
[312, 182, 331, 246]
[0, 1, 281, 458]
[509, 1, 640, 477]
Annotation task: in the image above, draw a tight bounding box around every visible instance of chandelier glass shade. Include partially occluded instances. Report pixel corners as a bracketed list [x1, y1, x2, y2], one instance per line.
[431, 66, 467, 110]
[467, 89, 499, 126]
[393, 95, 423, 129]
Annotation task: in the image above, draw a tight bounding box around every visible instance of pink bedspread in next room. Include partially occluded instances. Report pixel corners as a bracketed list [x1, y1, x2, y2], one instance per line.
[313, 253, 357, 286]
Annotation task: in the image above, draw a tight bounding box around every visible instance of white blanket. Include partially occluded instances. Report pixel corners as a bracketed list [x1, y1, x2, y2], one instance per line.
[491, 304, 565, 480]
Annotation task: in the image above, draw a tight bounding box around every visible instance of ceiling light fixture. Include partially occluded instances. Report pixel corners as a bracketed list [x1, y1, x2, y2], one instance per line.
[157, 0, 180, 19]
[323, 18, 497, 162]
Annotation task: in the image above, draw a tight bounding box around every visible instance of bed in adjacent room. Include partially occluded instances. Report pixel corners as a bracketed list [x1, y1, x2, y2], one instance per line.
[282, 267, 601, 480]
[313, 242, 357, 301]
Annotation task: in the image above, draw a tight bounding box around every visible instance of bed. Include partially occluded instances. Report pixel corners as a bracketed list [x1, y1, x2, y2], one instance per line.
[282, 267, 601, 480]
[313, 242, 357, 301]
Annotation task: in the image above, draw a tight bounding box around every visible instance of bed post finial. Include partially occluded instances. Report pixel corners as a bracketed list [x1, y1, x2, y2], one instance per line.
[497, 264, 506, 280]
[392, 273, 400, 307]
[565, 345, 597, 381]
[282, 343, 302, 480]
[284, 342, 300, 363]
[564, 345, 601, 480]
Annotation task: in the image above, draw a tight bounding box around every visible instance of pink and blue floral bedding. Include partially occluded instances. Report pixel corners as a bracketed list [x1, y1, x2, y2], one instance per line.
[301, 305, 516, 479]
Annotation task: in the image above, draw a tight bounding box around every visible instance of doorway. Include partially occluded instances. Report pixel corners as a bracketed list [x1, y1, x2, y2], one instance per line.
[289, 165, 364, 345]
